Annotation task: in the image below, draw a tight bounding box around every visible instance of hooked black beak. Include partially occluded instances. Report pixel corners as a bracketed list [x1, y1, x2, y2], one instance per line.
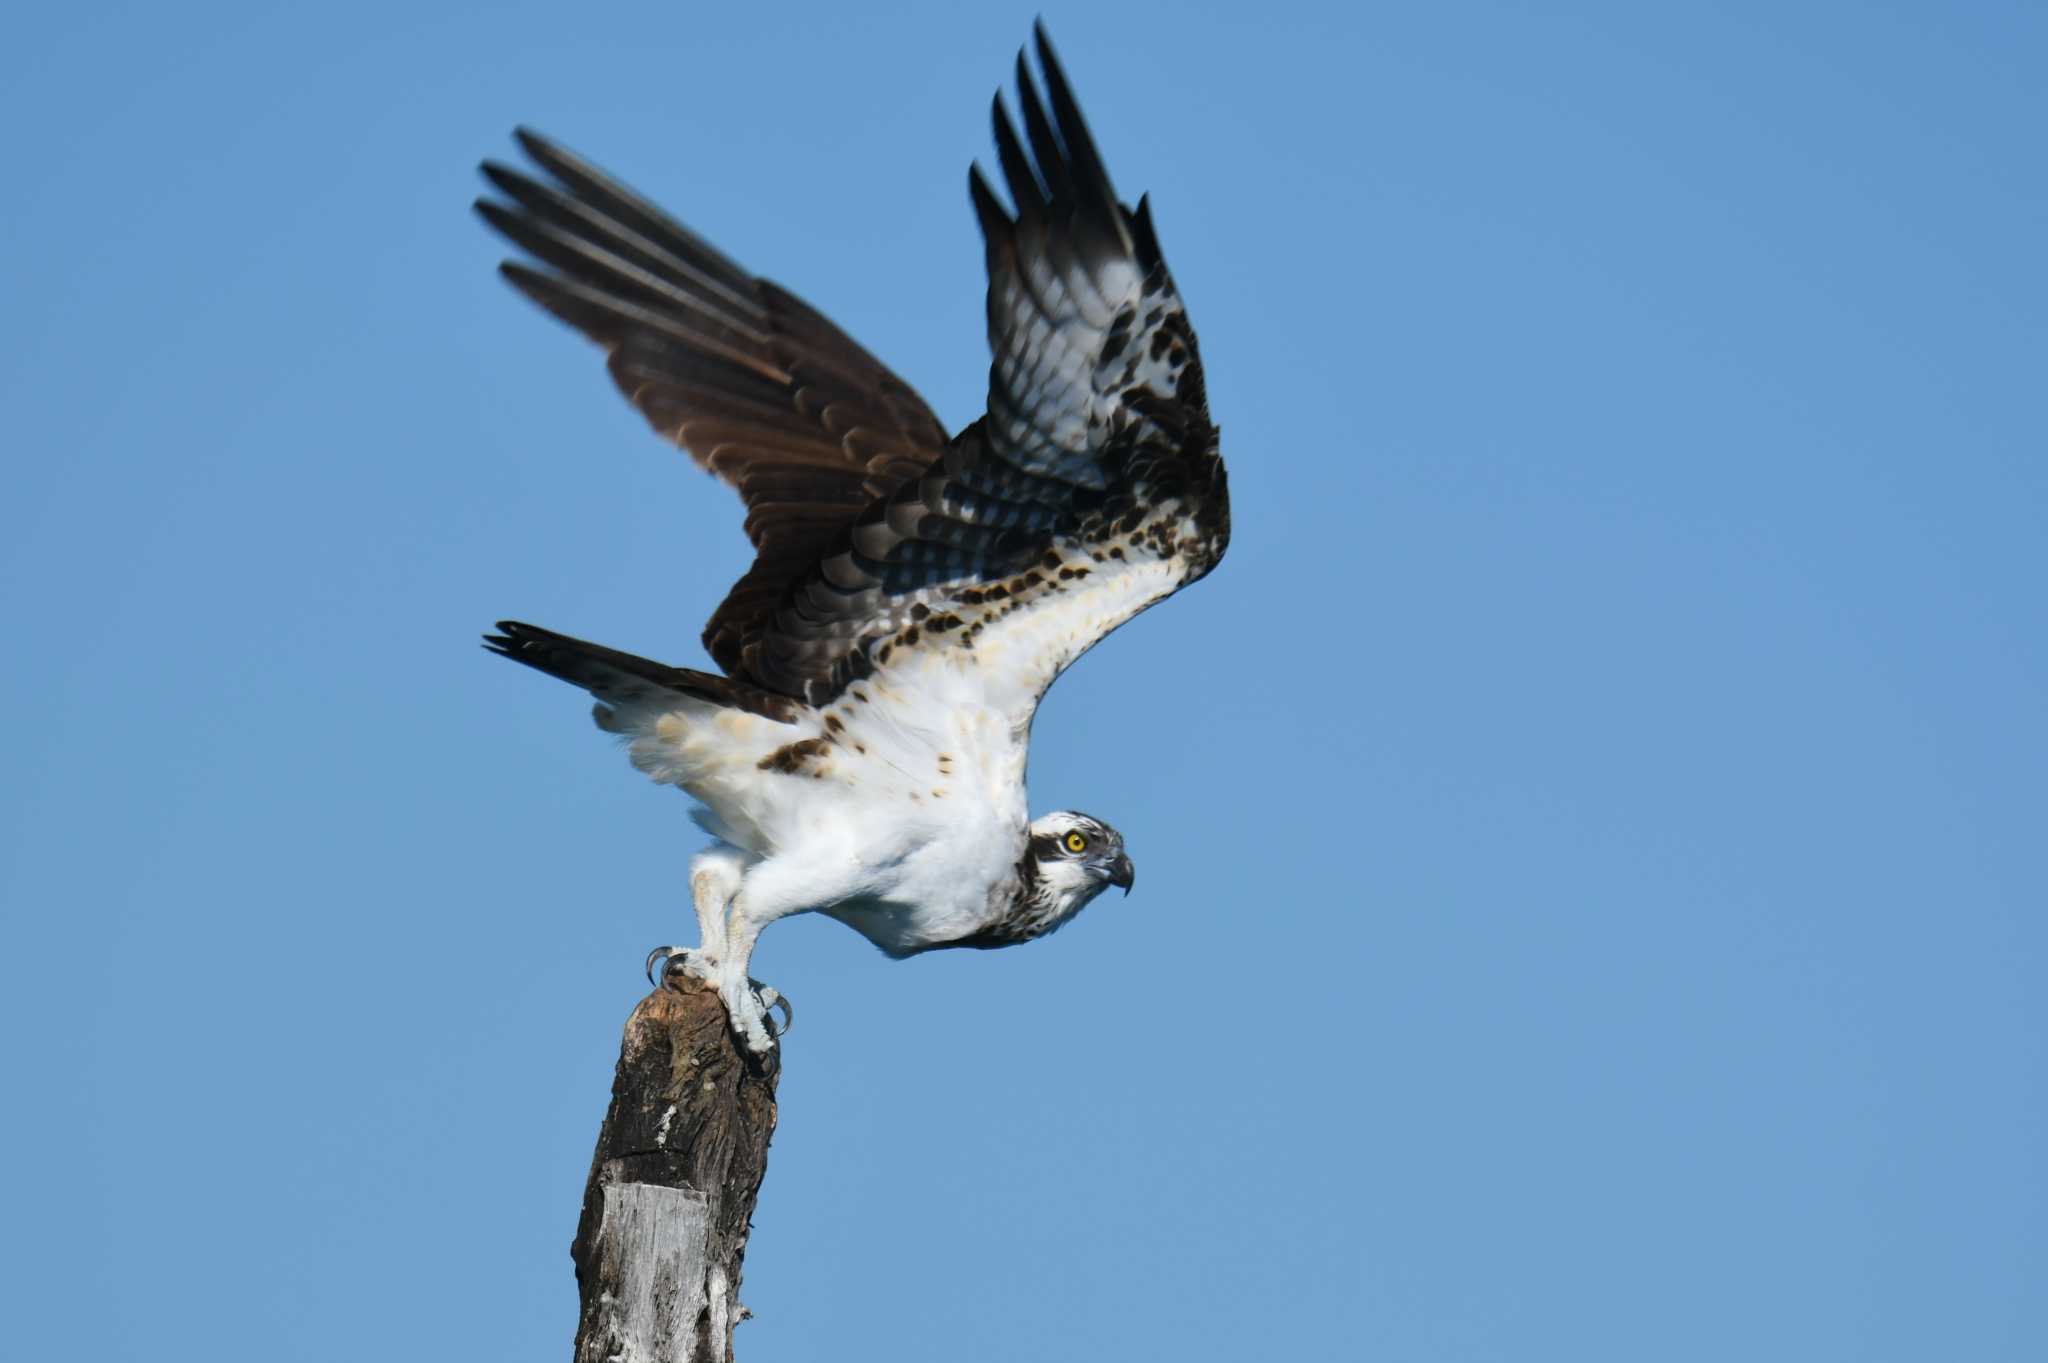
[1108, 854, 1135, 895]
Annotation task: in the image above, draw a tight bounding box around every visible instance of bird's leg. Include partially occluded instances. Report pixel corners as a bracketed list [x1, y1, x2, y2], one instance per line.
[716, 912, 776, 1054]
[715, 873, 805, 1055]
[647, 848, 746, 988]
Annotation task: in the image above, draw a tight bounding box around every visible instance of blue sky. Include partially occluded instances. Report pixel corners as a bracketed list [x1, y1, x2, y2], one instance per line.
[4, 2, 2042, 1358]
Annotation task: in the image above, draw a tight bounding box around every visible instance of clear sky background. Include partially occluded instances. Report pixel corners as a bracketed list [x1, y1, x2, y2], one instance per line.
[4, 2, 2042, 1359]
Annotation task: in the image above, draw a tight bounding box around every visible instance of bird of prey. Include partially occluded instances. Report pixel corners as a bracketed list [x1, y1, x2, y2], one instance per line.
[477, 25, 1228, 1052]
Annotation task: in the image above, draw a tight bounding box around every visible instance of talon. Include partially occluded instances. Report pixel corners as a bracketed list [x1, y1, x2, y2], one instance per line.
[644, 945, 688, 987]
[758, 985, 794, 1038]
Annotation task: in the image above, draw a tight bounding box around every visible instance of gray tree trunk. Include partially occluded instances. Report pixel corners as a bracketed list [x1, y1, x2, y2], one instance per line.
[571, 977, 780, 1363]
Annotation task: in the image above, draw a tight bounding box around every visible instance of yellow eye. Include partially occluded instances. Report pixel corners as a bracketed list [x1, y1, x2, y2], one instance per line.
[1063, 831, 1089, 854]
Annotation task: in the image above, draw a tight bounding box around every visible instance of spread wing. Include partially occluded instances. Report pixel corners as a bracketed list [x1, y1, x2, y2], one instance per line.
[738, 26, 1229, 718]
[474, 132, 952, 679]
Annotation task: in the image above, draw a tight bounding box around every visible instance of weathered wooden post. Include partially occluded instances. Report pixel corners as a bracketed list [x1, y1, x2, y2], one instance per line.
[570, 974, 780, 1363]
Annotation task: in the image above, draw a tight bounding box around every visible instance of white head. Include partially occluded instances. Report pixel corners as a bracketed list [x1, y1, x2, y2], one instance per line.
[1024, 810, 1135, 918]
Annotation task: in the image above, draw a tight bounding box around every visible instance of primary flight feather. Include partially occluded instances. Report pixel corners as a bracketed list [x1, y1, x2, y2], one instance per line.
[478, 24, 1228, 1051]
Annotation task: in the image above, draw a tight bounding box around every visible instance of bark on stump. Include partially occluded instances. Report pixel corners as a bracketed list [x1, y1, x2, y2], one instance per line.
[571, 975, 780, 1363]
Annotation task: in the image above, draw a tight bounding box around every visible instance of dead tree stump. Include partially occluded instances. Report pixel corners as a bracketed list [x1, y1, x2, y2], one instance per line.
[571, 975, 781, 1363]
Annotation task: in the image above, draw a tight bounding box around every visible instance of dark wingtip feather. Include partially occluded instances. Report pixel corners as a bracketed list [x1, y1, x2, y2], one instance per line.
[1032, 24, 1117, 206]
[512, 129, 601, 196]
[471, 196, 521, 241]
[493, 260, 585, 326]
[990, 94, 1044, 220]
[478, 160, 544, 205]
[505, 128, 754, 290]
[513, 126, 560, 164]
[482, 620, 538, 663]
[1130, 192, 1165, 273]
[969, 164, 1015, 241]
[1012, 52, 1074, 205]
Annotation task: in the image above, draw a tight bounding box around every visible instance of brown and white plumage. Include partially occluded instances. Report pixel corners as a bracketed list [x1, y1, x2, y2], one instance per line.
[480, 26, 1225, 1051]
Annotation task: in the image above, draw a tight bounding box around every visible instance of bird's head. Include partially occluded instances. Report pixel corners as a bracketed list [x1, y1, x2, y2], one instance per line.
[1025, 811, 1135, 917]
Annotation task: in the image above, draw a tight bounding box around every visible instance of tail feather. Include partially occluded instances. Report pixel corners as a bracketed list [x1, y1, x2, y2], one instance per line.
[483, 621, 799, 721]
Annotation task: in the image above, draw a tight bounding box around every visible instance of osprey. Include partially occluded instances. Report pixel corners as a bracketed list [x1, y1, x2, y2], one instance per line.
[478, 26, 1228, 1052]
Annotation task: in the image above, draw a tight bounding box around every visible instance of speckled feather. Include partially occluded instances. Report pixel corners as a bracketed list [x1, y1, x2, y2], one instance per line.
[479, 26, 1224, 1049]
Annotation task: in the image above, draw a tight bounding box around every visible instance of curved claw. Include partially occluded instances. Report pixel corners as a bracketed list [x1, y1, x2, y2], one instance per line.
[757, 984, 795, 1039]
[645, 945, 687, 987]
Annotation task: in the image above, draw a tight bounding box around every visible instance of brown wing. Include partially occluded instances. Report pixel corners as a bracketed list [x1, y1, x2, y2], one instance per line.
[730, 26, 1227, 708]
[475, 130, 951, 679]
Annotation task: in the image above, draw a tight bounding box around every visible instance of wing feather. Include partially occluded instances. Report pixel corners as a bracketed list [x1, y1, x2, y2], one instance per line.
[737, 25, 1228, 714]
[481, 27, 1226, 721]
[476, 132, 951, 680]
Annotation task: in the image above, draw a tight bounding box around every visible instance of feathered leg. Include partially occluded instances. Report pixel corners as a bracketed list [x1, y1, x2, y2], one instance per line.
[691, 848, 745, 963]
[715, 861, 815, 1054]
[645, 847, 747, 986]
